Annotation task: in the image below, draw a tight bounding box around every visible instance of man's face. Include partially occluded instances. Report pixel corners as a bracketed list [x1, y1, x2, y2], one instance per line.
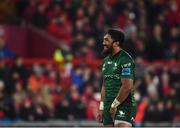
[102, 34, 114, 56]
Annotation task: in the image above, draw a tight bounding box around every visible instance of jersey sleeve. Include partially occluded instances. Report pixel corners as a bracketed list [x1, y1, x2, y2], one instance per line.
[120, 56, 135, 80]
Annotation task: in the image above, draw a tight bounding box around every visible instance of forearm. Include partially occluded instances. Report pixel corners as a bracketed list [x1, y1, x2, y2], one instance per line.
[111, 78, 133, 108]
[116, 84, 131, 103]
[99, 80, 105, 110]
[101, 82, 105, 102]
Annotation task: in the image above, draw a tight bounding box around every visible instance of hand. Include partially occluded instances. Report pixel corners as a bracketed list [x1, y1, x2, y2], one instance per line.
[96, 110, 103, 123]
[109, 107, 117, 121]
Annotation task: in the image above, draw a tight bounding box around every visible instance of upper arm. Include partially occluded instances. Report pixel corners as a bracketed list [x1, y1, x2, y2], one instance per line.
[100, 79, 105, 101]
[120, 56, 135, 89]
[121, 78, 133, 90]
[120, 57, 135, 80]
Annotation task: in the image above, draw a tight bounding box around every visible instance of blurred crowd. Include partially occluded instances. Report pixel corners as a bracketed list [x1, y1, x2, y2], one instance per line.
[0, 54, 179, 124]
[135, 59, 180, 125]
[0, 56, 101, 121]
[1, 0, 179, 60]
[0, 0, 179, 126]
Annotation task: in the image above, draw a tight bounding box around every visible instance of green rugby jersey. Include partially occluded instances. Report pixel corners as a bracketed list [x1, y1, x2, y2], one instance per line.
[102, 50, 136, 108]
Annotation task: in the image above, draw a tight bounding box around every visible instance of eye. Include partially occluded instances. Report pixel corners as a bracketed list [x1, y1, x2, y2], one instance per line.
[105, 38, 108, 41]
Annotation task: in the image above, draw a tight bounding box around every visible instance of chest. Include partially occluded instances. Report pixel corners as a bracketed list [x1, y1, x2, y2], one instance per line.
[102, 59, 121, 76]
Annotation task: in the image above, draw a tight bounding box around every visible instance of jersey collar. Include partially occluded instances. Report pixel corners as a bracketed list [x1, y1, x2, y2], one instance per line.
[109, 49, 123, 60]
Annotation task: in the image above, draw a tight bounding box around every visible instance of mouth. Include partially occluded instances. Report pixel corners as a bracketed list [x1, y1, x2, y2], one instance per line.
[103, 45, 108, 50]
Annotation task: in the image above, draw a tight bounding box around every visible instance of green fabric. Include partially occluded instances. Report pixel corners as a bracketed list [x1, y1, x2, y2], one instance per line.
[103, 105, 136, 125]
[102, 50, 136, 125]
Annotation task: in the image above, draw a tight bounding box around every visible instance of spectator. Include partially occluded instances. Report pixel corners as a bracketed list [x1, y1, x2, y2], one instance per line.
[13, 81, 26, 118]
[146, 24, 165, 61]
[0, 36, 15, 59]
[10, 56, 28, 89]
[0, 58, 9, 82]
[32, 3, 48, 28]
[66, 85, 86, 120]
[54, 98, 71, 120]
[34, 94, 49, 121]
[19, 97, 35, 121]
[164, 99, 175, 122]
[0, 0, 179, 126]
[81, 85, 98, 120]
[71, 67, 84, 93]
[135, 97, 149, 125]
[0, 80, 16, 119]
[28, 64, 44, 94]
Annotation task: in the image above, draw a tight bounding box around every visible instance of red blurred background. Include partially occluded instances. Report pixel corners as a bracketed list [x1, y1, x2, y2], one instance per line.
[0, 0, 179, 127]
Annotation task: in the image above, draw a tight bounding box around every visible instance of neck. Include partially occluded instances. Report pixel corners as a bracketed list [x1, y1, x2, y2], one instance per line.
[111, 47, 122, 56]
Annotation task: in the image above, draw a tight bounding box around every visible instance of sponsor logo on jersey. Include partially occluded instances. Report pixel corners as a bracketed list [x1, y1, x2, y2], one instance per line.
[131, 117, 134, 121]
[113, 63, 118, 70]
[121, 68, 131, 75]
[121, 63, 131, 68]
[102, 63, 106, 71]
[104, 74, 121, 79]
[114, 63, 117, 67]
[117, 110, 125, 117]
[102, 68, 105, 71]
[108, 61, 112, 64]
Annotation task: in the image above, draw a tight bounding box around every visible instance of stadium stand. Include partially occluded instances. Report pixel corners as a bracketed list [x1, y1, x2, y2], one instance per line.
[0, 0, 179, 126]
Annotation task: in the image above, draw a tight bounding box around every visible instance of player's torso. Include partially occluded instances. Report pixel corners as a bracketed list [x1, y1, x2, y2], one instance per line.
[102, 52, 123, 100]
[102, 50, 136, 107]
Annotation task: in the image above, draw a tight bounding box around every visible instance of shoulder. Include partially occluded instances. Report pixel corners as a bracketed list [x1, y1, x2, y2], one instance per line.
[103, 56, 109, 62]
[119, 50, 135, 65]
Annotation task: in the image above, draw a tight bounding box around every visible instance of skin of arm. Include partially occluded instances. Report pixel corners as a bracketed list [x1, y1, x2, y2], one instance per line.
[116, 78, 133, 102]
[97, 79, 105, 122]
[100, 79, 105, 102]
[110, 78, 133, 120]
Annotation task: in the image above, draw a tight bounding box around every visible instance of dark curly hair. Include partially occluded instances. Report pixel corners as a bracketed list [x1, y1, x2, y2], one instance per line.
[107, 28, 125, 47]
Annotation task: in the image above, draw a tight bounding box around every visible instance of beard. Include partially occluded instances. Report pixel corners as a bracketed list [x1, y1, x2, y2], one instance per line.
[102, 45, 113, 58]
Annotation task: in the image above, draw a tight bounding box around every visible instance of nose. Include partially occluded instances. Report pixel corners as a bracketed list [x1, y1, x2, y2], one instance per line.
[103, 41, 106, 45]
